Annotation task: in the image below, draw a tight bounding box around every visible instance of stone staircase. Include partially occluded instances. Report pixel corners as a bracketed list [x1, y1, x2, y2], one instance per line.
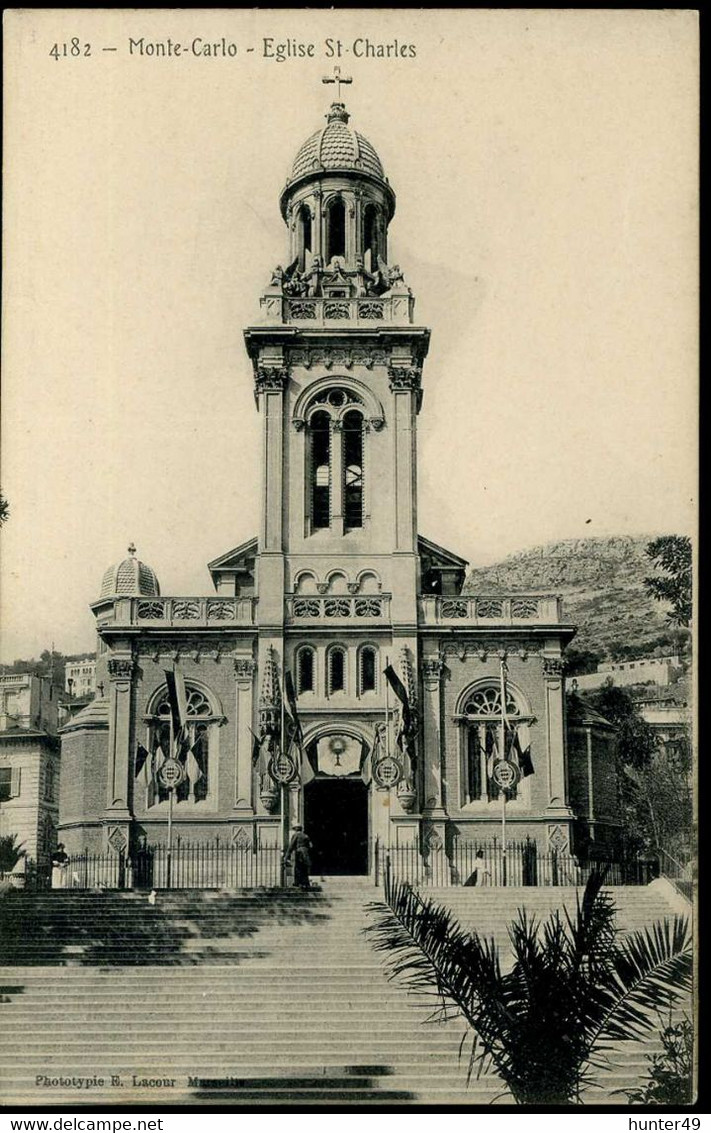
[0, 879, 691, 1106]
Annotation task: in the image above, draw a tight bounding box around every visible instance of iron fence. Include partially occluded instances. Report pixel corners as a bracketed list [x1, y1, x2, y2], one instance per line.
[48, 842, 282, 890]
[380, 838, 657, 888]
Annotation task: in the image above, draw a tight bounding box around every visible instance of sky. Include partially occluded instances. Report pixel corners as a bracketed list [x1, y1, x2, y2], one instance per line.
[1, 9, 698, 661]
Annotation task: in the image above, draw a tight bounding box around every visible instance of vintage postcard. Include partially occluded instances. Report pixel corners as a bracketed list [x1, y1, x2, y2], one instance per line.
[1, 8, 698, 1113]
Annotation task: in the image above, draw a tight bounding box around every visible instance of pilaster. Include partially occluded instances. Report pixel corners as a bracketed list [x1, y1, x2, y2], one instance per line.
[105, 651, 135, 830]
[421, 654, 447, 818]
[234, 657, 257, 812]
[542, 654, 574, 825]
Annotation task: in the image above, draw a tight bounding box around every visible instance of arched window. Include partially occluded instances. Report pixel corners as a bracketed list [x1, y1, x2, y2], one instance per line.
[363, 203, 380, 268]
[326, 197, 346, 262]
[310, 410, 331, 529]
[297, 647, 315, 694]
[297, 204, 312, 270]
[343, 410, 364, 529]
[148, 684, 218, 806]
[359, 646, 377, 695]
[461, 683, 522, 803]
[328, 647, 346, 695]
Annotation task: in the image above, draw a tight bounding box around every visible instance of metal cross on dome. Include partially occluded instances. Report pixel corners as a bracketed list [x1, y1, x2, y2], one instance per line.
[322, 66, 352, 101]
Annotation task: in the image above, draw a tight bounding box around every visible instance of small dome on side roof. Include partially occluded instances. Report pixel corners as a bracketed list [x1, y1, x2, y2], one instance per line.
[99, 544, 160, 599]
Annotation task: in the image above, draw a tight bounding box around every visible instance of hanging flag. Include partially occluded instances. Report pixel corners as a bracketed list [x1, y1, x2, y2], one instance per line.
[301, 745, 316, 785]
[361, 724, 383, 785]
[384, 663, 417, 763]
[485, 725, 498, 779]
[164, 667, 189, 738]
[135, 743, 151, 786]
[384, 665, 412, 732]
[186, 746, 203, 790]
[249, 729, 262, 765]
[511, 727, 535, 777]
[283, 671, 304, 749]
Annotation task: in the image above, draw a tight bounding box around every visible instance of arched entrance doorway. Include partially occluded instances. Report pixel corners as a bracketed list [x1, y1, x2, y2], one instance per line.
[303, 777, 369, 875]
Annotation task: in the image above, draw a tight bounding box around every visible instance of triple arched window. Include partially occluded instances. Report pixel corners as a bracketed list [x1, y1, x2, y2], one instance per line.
[306, 388, 366, 533]
[295, 644, 378, 698]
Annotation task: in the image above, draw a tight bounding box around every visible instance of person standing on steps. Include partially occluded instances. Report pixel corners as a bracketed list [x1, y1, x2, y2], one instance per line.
[50, 843, 69, 889]
[285, 825, 313, 890]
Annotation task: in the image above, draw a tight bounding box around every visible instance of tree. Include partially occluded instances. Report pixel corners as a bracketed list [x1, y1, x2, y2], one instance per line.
[368, 871, 692, 1105]
[644, 536, 692, 628]
[0, 835, 26, 873]
[588, 681, 657, 770]
[563, 647, 603, 677]
[0, 492, 9, 526]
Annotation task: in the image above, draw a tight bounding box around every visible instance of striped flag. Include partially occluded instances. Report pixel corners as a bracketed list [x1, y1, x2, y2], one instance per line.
[135, 743, 152, 787]
[511, 726, 535, 778]
[164, 667, 189, 755]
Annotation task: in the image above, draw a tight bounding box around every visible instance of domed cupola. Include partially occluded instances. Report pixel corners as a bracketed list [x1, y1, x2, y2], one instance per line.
[277, 96, 396, 280]
[99, 543, 160, 600]
[283, 103, 390, 204]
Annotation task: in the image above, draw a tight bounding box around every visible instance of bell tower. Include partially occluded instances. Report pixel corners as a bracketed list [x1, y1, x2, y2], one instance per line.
[244, 86, 430, 636]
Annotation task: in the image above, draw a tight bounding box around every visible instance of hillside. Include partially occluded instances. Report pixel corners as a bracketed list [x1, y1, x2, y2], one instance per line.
[464, 535, 689, 662]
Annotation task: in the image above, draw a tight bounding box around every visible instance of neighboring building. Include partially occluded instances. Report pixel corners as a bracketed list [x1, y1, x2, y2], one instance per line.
[566, 692, 621, 857]
[572, 655, 684, 692]
[59, 92, 618, 873]
[0, 673, 60, 866]
[65, 657, 97, 698]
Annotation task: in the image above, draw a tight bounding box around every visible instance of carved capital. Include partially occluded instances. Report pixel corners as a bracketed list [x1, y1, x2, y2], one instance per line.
[107, 657, 134, 682]
[369, 415, 385, 432]
[234, 658, 257, 682]
[422, 656, 445, 691]
[388, 365, 422, 393]
[542, 657, 564, 679]
[254, 366, 289, 395]
[292, 417, 306, 432]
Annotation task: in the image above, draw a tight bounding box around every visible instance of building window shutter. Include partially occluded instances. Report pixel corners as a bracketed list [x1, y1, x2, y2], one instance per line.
[10, 767, 21, 797]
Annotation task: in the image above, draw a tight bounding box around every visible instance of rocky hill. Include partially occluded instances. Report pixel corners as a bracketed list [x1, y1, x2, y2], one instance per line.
[464, 535, 689, 663]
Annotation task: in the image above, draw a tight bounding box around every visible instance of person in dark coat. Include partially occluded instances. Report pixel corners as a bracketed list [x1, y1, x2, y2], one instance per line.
[285, 825, 312, 890]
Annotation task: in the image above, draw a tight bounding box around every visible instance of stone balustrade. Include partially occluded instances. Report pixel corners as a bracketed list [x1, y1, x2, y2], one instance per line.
[417, 594, 564, 626]
[259, 293, 415, 327]
[285, 594, 391, 624]
[98, 596, 258, 628]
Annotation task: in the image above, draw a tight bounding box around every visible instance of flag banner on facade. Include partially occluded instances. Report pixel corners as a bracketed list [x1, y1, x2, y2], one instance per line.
[249, 728, 263, 767]
[316, 733, 363, 777]
[164, 661, 189, 743]
[283, 671, 304, 748]
[186, 747, 203, 787]
[511, 726, 535, 777]
[301, 745, 316, 785]
[135, 743, 151, 786]
[485, 725, 498, 779]
[384, 663, 417, 761]
[361, 723, 383, 786]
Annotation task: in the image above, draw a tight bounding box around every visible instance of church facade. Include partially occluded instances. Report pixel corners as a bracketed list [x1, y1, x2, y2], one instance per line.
[59, 95, 620, 876]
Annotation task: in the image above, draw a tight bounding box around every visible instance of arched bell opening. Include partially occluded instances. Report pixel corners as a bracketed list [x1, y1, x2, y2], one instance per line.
[363, 202, 381, 272]
[325, 196, 346, 263]
[297, 203, 312, 271]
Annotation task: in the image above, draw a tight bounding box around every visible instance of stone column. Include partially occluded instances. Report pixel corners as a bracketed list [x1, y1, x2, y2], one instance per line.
[313, 189, 323, 261]
[345, 192, 356, 264]
[234, 657, 257, 812]
[330, 419, 345, 536]
[421, 655, 447, 819]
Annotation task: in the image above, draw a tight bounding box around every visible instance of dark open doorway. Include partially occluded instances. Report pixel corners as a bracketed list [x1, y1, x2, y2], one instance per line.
[303, 777, 369, 875]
